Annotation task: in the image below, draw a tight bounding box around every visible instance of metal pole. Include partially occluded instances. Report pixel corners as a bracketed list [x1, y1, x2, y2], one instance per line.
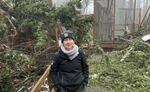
[138, 8, 141, 27]
[93, 0, 96, 42]
[139, 6, 150, 27]
[113, 0, 115, 42]
[133, 0, 136, 31]
[125, 8, 127, 30]
[48, 0, 52, 7]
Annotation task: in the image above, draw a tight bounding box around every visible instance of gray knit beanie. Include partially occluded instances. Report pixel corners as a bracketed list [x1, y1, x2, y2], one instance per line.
[61, 30, 75, 43]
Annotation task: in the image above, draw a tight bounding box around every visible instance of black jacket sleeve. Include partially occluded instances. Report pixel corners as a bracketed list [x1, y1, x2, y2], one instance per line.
[80, 49, 89, 85]
[50, 53, 60, 86]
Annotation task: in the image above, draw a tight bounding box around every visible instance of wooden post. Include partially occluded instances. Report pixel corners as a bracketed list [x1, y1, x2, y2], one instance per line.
[31, 65, 51, 92]
[133, 0, 136, 31]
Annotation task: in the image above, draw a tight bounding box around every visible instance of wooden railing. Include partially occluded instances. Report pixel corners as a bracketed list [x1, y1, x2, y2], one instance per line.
[31, 65, 55, 92]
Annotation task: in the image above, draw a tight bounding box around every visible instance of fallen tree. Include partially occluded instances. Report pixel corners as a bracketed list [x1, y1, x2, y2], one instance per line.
[88, 39, 150, 91]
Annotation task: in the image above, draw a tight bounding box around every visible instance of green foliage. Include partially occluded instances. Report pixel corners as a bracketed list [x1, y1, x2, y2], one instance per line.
[0, 50, 38, 92]
[0, 0, 96, 91]
[55, 6, 75, 28]
[12, 0, 56, 32]
[0, 50, 36, 73]
[54, 0, 96, 44]
[88, 40, 150, 91]
[133, 41, 150, 53]
[1, 0, 96, 52]
[33, 22, 48, 51]
[11, 0, 57, 53]
[0, 67, 14, 92]
[75, 15, 95, 44]
[0, 16, 9, 38]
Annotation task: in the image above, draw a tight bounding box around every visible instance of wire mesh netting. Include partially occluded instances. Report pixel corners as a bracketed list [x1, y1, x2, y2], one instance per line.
[95, 0, 150, 42]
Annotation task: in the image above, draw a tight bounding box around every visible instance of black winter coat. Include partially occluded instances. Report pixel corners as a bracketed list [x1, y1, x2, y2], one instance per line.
[50, 49, 89, 92]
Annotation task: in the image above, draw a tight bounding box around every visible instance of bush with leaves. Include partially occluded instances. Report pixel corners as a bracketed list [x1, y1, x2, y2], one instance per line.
[88, 40, 150, 92]
[0, 50, 39, 92]
[0, 0, 96, 91]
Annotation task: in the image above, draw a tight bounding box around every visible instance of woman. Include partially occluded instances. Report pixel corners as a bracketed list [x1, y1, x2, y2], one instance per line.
[50, 30, 89, 92]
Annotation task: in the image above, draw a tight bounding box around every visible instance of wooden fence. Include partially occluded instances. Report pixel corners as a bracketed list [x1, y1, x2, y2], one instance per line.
[31, 65, 55, 92]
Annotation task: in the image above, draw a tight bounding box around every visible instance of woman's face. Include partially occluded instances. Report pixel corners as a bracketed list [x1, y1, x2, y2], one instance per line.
[63, 38, 75, 50]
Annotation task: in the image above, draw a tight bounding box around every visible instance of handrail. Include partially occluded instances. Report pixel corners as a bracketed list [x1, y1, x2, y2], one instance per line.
[31, 65, 55, 92]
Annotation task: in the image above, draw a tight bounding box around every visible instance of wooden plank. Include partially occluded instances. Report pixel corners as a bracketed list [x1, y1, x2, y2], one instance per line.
[51, 88, 55, 92]
[31, 65, 51, 92]
[47, 71, 53, 91]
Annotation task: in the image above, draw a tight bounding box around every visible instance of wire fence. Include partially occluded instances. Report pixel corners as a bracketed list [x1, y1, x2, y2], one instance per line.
[95, 0, 150, 42]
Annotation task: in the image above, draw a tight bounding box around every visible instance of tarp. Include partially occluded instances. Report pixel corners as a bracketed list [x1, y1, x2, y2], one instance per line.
[142, 34, 150, 41]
